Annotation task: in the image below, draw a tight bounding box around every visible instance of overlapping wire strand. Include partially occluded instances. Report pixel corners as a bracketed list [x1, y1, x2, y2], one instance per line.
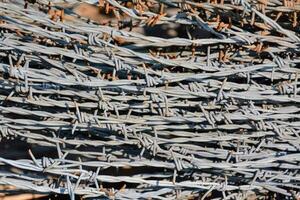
[0, 0, 300, 199]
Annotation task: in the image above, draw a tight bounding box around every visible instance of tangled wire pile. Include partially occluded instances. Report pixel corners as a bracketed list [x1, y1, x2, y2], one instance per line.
[0, 0, 300, 199]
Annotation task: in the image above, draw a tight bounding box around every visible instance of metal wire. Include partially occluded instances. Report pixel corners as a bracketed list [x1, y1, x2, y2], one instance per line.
[0, 0, 299, 199]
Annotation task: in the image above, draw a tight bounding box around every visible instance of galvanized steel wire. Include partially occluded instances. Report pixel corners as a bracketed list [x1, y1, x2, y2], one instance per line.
[0, 0, 300, 199]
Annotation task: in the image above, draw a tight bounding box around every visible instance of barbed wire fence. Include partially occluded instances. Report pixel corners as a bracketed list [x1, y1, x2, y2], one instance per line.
[0, 0, 300, 199]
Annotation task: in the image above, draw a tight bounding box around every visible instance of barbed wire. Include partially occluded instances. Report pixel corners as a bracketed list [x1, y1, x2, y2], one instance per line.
[0, 0, 299, 199]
